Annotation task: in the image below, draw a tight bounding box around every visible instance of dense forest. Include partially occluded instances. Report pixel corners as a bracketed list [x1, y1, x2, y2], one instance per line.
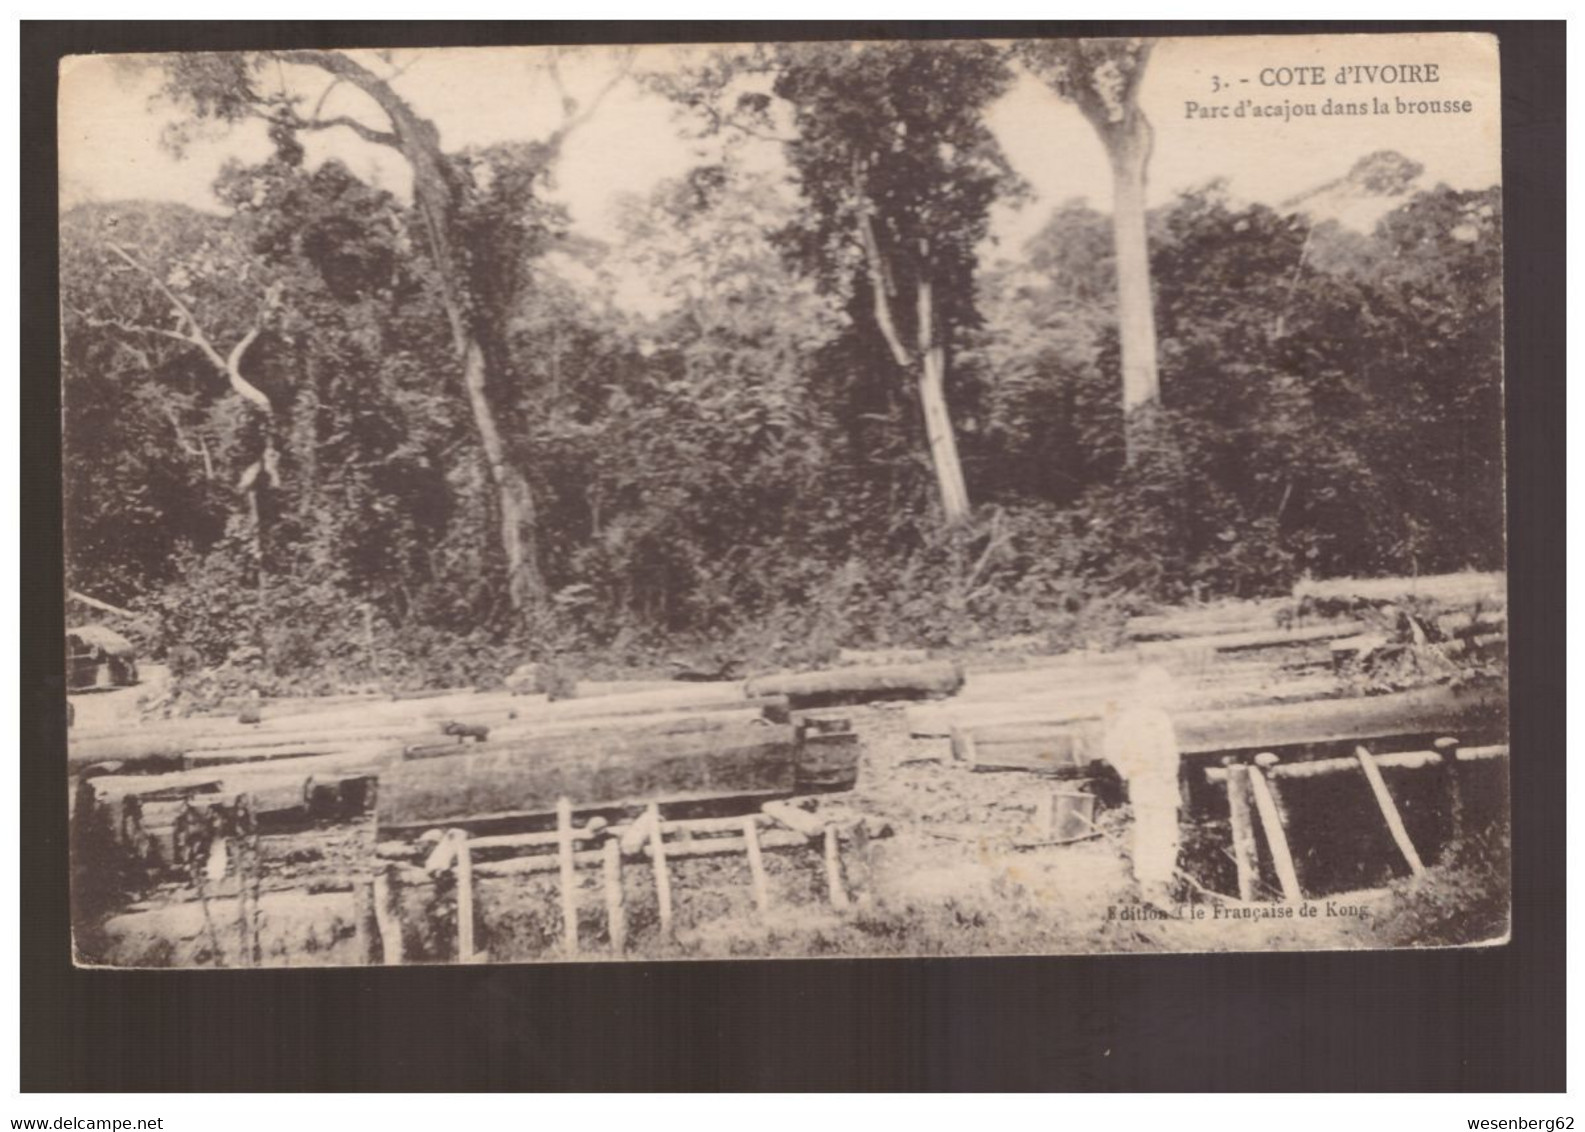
[61, 42, 1504, 698]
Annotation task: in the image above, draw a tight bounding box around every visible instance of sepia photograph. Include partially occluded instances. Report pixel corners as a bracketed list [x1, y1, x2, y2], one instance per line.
[58, 31, 1510, 970]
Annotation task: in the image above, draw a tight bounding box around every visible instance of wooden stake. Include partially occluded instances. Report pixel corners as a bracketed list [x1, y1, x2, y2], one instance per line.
[1434, 736, 1464, 848]
[1253, 753, 1294, 829]
[1354, 745, 1426, 877]
[648, 804, 672, 940]
[743, 816, 770, 915]
[1223, 759, 1258, 903]
[823, 826, 850, 910]
[602, 837, 626, 954]
[451, 830, 478, 963]
[557, 797, 579, 955]
[372, 866, 404, 965]
[355, 879, 379, 965]
[1248, 757, 1303, 902]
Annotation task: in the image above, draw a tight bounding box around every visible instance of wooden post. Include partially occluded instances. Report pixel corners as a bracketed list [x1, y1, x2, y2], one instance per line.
[1354, 745, 1426, 877]
[1223, 758, 1257, 902]
[373, 865, 404, 965]
[823, 826, 850, 910]
[451, 829, 478, 963]
[556, 798, 579, 955]
[1434, 736, 1464, 849]
[648, 804, 673, 940]
[1248, 756, 1303, 903]
[602, 837, 626, 954]
[354, 878, 378, 965]
[743, 816, 770, 915]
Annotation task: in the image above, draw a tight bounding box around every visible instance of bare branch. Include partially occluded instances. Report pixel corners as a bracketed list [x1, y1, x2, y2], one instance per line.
[101, 241, 275, 414]
[276, 104, 400, 147]
[309, 76, 345, 121]
[542, 46, 637, 155]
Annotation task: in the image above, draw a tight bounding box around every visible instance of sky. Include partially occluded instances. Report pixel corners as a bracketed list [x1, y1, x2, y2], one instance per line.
[59, 34, 1502, 268]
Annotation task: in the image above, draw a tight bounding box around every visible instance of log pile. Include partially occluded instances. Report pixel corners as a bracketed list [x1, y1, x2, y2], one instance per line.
[72, 661, 925, 871]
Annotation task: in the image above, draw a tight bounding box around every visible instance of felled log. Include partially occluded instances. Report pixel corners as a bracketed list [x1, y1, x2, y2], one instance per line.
[836, 647, 930, 667]
[1139, 621, 1369, 657]
[1127, 600, 1288, 641]
[954, 683, 1507, 773]
[182, 739, 394, 769]
[1203, 743, 1507, 782]
[569, 679, 693, 699]
[907, 675, 1342, 738]
[1293, 571, 1506, 609]
[953, 652, 1297, 703]
[501, 681, 752, 723]
[402, 703, 784, 760]
[744, 661, 963, 708]
[377, 722, 807, 836]
[69, 706, 514, 769]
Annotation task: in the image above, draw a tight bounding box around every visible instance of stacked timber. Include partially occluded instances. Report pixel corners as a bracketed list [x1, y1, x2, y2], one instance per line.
[69, 681, 769, 772]
[951, 682, 1507, 774]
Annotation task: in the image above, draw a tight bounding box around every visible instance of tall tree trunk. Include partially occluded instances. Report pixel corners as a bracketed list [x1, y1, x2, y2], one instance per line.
[857, 209, 972, 524]
[462, 341, 544, 612]
[281, 50, 549, 613]
[1107, 119, 1160, 462]
[916, 277, 971, 524]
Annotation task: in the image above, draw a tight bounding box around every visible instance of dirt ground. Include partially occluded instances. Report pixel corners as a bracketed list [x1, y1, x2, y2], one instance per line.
[80, 696, 1509, 968]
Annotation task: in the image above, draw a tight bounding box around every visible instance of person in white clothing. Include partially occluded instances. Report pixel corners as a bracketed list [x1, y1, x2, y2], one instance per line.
[1100, 666, 1184, 900]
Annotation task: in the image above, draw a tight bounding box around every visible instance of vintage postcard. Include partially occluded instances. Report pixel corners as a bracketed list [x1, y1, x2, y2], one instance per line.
[61, 31, 1507, 967]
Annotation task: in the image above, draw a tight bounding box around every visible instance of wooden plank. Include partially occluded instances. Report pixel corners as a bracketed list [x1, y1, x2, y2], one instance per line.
[372, 868, 404, 965]
[377, 722, 801, 834]
[603, 838, 626, 954]
[1247, 762, 1303, 902]
[649, 805, 672, 939]
[1354, 745, 1426, 877]
[743, 817, 770, 914]
[1434, 737, 1465, 844]
[1224, 762, 1258, 902]
[1204, 744, 1507, 782]
[824, 827, 850, 910]
[557, 798, 579, 954]
[745, 661, 963, 707]
[955, 721, 1099, 775]
[762, 800, 825, 838]
[639, 829, 806, 859]
[452, 830, 477, 963]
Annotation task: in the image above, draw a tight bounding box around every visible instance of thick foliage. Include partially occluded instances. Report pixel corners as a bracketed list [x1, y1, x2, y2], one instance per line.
[62, 70, 1504, 691]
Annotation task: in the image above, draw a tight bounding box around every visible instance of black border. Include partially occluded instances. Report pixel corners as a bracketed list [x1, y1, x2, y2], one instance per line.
[21, 20, 1565, 1092]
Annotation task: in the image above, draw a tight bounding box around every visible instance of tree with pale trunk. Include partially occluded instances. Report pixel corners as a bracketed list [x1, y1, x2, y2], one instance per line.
[654, 41, 1020, 526]
[153, 48, 631, 616]
[1019, 38, 1159, 462]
